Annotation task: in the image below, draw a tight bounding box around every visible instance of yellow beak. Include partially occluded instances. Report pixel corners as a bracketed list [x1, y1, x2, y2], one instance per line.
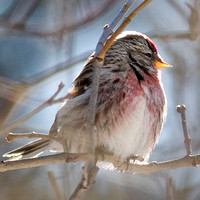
[154, 60, 171, 69]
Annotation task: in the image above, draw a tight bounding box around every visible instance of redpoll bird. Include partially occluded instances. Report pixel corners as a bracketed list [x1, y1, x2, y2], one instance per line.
[4, 31, 170, 164]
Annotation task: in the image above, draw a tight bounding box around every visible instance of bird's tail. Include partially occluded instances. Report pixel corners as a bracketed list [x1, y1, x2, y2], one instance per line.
[3, 139, 51, 160]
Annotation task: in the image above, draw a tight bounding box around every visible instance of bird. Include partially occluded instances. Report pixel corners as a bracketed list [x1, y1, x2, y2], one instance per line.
[3, 31, 170, 165]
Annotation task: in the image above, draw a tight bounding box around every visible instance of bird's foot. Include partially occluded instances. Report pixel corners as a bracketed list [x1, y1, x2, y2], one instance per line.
[127, 155, 144, 163]
[114, 155, 144, 172]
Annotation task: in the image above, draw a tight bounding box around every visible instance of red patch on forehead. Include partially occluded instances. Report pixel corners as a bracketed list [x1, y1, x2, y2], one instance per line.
[145, 35, 158, 53]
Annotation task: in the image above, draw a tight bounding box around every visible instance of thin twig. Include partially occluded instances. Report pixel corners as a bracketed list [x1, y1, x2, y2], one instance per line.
[85, 0, 136, 150]
[69, 162, 99, 200]
[85, 0, 152, 159]
[48, 170, 64, 200]
[176, 104, 192, 155]
[69, 166, 89, 200]
[83, 3, 137, 196]
[85, 59, 102, 151]
[95, 0, 134, 56]
[0, 82, 67, 136]
[98, 0, 152, 59]
[166, 177, 175, 200]
[0, 153, 199, 173]
[6, 132, 63, 145]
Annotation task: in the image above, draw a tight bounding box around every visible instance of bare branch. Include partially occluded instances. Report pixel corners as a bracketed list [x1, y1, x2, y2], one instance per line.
[0, 153, 199, 174]
[95, 0, 134, 56]
[0, 82, 66, 136]
[86, 0, 152, 154]
[83, 3, 153, 198]
[6, 132, 63, 145]
[48, 171, 64, 200]
[176, 104, 192, 155]
[98, 0, 152, 59]
[70, 2, 153, 198]
[85, 0, 137, 151]
[69, 164, 99, 200]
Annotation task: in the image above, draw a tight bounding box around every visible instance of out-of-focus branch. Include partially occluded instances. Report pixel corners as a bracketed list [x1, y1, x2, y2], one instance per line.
[168, 0, 188, 20]
[176, 104, 192, 155]
[149, 31, 200, 40]
[25, 51, 92, 85]
[148, 0, 200, 41]
[48, 171, 64, 200]
[187, 0, 200, 40]
[0, 77, 29, 127]
[166, 177, 175, 200]
[0, 0, 116, 38]
[0, 82, 67, 136]
[0, 152, 199, 174]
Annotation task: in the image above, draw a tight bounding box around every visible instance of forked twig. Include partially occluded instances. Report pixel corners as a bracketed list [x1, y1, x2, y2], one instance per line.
[95, 0, 134, 56]
[6, 132, 63, 145]
[176, 104, 192, 155]
[98, 0, 152, 59]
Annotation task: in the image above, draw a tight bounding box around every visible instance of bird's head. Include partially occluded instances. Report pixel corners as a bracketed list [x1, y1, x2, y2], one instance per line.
[106, 31, 171, 76]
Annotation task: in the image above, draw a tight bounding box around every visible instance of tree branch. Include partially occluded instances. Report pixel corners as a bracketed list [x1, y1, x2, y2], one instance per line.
[6, 132, 63, 146]
[95, 0, 134, 56]
[176, 104, 192, 155]
[98, 0, 152, 59]
[0, 153, 199, 174]
[85, 0, 137, 150]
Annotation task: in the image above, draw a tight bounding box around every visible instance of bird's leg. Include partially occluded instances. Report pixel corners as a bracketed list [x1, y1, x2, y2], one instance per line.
[95, 146, 105, 162]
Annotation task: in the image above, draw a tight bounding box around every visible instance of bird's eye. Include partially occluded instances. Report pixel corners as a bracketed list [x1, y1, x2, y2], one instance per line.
[145, 53, 152, 58]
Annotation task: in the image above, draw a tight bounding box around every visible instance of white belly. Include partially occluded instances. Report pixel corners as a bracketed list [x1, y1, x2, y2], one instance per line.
[100, 96, 156, 162]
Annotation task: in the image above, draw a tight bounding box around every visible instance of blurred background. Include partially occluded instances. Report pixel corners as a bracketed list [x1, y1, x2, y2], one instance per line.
[0, 0, 200, 199]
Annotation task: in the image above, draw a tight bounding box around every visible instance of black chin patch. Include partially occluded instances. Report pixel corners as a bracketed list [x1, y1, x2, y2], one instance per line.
[128, 54, 144, 83]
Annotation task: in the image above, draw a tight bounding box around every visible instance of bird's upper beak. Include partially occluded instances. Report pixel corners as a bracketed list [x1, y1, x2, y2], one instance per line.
[154, 60, 171, 69]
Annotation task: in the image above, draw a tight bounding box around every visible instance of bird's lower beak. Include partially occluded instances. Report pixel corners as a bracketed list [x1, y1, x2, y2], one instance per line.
[154, 60, 171, 69]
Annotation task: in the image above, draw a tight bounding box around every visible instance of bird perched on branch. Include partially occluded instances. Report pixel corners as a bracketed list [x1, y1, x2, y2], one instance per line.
[4, 31, 170, 164]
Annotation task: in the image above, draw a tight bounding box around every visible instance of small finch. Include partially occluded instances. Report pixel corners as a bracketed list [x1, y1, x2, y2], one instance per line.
[4, 31, 170, 164]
